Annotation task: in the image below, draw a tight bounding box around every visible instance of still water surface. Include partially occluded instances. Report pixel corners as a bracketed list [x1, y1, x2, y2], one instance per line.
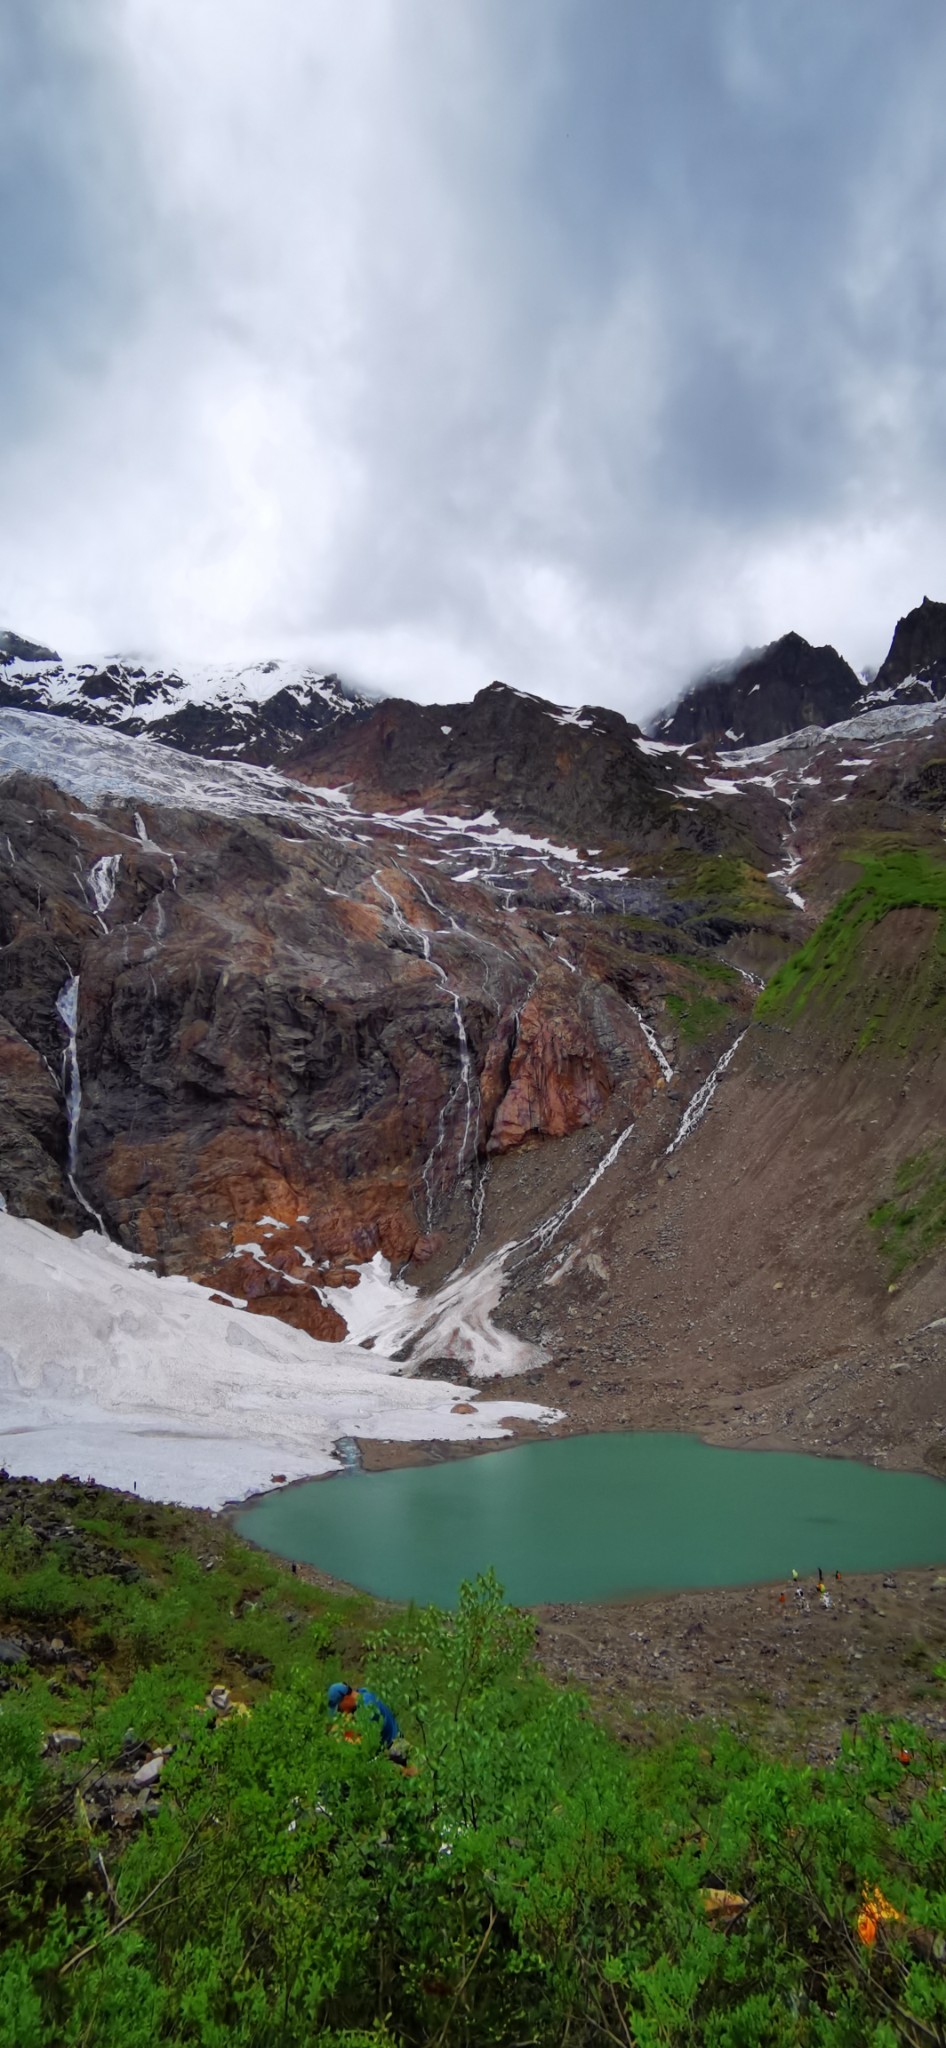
[234, 1432, 946, 1607]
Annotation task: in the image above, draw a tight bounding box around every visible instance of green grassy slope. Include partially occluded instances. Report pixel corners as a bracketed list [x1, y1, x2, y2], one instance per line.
[755, 847, 946, 1055]
[870, 1147, 946, 1278]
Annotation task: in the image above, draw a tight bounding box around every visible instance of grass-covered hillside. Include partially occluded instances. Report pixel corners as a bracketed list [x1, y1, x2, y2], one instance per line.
[870, 1147, 946, 1280]
[3, 1477, 946, 2046]
[755, 847, 946, 1056]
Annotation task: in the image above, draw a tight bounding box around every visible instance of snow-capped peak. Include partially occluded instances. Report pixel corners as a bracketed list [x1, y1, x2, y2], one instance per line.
[0, 633, 372, 767]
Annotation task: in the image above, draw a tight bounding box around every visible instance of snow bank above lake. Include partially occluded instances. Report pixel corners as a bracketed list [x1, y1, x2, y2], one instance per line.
[0, 1214, 558, 1510]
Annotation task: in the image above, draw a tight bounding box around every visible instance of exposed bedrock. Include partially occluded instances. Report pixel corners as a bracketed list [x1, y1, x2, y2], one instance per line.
[872, 594, 946, 699]
[0, 769, 697, 1338]
[2, 640, 946, 1393]
[291, 680, 759, 863]
[651, 632, 863, 748]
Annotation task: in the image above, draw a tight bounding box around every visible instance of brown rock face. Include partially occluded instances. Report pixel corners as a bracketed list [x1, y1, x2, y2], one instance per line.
[245, 1293, 347, 1343]
[0, 697, 750, 1340]
[0, 1013, 67, 1225]
[487, 974, 613, 1152]
[291, 680, 756, 861]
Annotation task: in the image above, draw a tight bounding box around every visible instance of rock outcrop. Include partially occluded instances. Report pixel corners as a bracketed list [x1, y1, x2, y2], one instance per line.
[0, 722, 724, 1338]
[292, 679, 756, 861]
[871, 595, 946, 702]
[651, 632, 863, 748]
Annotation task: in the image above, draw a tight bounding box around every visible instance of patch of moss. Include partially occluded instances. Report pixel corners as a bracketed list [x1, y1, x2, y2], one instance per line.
[755, 848, 946, 1055]
[685, 955, 741, 985]
[610, 912, 679, 943]
[869, 1147, 946, 1276]
[665, 989, 732, 1044]
[644, 848, 788, 927]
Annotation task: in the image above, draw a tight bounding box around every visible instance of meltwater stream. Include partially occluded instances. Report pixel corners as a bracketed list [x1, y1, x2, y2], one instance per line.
[235, 1432, 946, 1607]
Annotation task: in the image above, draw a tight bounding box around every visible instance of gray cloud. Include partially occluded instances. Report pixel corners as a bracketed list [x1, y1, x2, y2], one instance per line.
[2, 0, 946, 718]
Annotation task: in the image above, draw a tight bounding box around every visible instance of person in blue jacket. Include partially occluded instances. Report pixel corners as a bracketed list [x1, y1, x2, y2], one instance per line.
[327, 1680, 399, 1749]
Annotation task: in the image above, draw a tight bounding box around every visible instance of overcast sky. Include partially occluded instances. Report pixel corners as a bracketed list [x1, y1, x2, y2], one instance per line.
[2, 2, 946, 718]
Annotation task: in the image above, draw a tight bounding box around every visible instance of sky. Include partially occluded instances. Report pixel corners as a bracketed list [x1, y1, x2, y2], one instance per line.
[2, 1, 946, 720]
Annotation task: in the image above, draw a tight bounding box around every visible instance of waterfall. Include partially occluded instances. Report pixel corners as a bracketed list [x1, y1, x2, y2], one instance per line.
[411, 869, 460, 933]
[528, 1119, 638, 1256]
[630, 1007, 674, 1082]
[469, 1161, 490, 1254]
[134, 811, 178, 881]
[767, 781, 806, 910]
[421, 992, 476, 1233]
[665, 1032, 746, 1156]
[55, 975, 107, 1232]
[373, 870, 480, 1230]
[88, 854, 121, 918]
[500, 1006, 672, 1263]
[372, 872, 415, 950]
[450, 992, 475, 1178]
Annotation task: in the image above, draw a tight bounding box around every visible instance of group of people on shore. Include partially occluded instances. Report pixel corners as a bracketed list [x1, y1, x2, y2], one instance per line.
[779, 1565, 842, 1611]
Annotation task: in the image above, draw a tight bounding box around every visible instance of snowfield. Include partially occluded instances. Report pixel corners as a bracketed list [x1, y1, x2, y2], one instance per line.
[0, 1213, 558, 1510]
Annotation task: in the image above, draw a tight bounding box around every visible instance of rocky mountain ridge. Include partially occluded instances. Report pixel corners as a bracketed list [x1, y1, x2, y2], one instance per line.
[0, 632, 370, 765]
[7, 591, 946, 771]
[651, 631, 864, 748]
[650, 597, 946, 749]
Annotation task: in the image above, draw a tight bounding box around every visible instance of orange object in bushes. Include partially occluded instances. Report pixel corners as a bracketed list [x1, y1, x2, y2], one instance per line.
[857, 1885, 904, 1947]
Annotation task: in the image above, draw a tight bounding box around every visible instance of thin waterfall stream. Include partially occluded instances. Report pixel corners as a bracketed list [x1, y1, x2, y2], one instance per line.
[665, 1032, 747, 1155]
[55, 974, 107, 1232]
[372, 868, 481, 1233]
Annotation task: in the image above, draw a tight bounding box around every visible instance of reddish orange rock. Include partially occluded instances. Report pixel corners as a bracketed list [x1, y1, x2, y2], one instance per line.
[246, 1294, 346, 1343]
[487, 976, 612, 1153]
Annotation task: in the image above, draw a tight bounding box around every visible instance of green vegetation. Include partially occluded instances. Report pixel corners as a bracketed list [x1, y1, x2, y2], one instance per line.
[660, 950, 743, 1045]
[654, 849, 788, 929]
[665, 987, 732, 1044]
[756, 848, 946, 1054]
[685, 956, 742, 986]
[4, 1485, 946, 2045]
[870, 1148, 946, 1277]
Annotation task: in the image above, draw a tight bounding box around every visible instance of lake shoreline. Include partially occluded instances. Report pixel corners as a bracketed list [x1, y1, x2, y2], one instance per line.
[228, 1506, 946, 1760]
[226, 1426, 946, 1754]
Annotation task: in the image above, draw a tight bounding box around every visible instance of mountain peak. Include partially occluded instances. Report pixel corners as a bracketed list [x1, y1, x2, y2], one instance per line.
[0, 629, 60, 666]
[0, 632, 370, 766]
[872, 596, 946, 698]
[651, 632, 860, 748]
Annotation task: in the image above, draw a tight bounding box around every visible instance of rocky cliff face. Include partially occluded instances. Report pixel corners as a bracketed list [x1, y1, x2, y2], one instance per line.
[870, 596, 946, 702]
[0, 696, 759, 1345]
[651, 632, 864, 748]
[291, 680, 759, 863]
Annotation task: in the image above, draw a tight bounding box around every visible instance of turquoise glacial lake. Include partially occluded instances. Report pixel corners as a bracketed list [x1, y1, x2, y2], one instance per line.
[234, 1432, 946, 1608]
